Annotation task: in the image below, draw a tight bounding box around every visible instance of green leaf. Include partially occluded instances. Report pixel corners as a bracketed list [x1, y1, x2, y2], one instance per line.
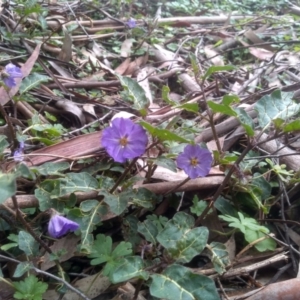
[222, 94, 240, 106]
[1, 242, 18, 251]
[177, 103, 199, 113]
[58, 172, 98, 196]
[13, 275, 48, 300]
[245, 227, 276, 252]
[88, 234, 132, 276]
[252, 173, 271, 201]
[156, 212, 208, 263]
[110, 256, 148, 283]
[190, 196, 210, 216]
[283, 119, 300, 132]
[140, 121, 191, 143]
[219, 212, 275, 252]
[19, 73, 50, 94]
[80, 199, 99, 212]
[150, 264, 220, 300]
[88, 234, 113, 265]
[0, 135, 9, 154]
[13, 262, 33, 278]
[214, 196, 238, 217]
[162, 85, 176, 105]
[99, 191, 129, 215]
[234, 107, 255, 136]
[32, 162, 70, 176]
[203, 65, 236, 81]
[207, 101, 237, 116]
[189, 52, 200, 76]
[154, 156, 177, 172]
[138, 219, 158, 245]
[255, 90, 300, 129]
[129, 188, 158, 209]
[34, 180, 65, 211]
[116, 74, 149, 112]
[18, 231, 39, 256]
[206, 242, 230, 274]
[77, 202, 106, 253]
[0, 173, 16, 204]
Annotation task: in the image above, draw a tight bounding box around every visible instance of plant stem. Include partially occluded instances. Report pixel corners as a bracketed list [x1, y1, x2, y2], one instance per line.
[0, 102, 17, 149]
[195, 142, 253, 226]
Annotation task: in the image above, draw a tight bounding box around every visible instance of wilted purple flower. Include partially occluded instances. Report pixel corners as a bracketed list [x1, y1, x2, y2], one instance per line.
[48, 214, 79, 238]
[13, 141, 25, 162]
[126, 18, 136, 29]
[2, 63, 22, 88]
[176, 144, 212, 179]
[101, 117, 148, 163]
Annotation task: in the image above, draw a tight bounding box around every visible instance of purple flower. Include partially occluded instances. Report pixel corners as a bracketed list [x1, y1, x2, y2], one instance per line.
[13, 141, 25, 162]
[101, 118, 148, 163]
[126, 18, 136, 29]
[2, 63, 22, 88]
[48, 215, 79, 238]
[176, 144, 212, 179]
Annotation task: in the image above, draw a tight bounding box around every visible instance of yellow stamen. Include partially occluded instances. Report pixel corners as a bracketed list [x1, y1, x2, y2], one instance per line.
[119, 137, 128, 147]
[190, 157, 198, 167]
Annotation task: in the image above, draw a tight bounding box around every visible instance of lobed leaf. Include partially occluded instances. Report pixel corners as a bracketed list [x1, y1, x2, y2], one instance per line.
[13, 275, 48, 300]
[255, 90, 300, 129]
[150, 264, 220, 300]
[110, 256, 148, 283]
[156, 212, 208, 263]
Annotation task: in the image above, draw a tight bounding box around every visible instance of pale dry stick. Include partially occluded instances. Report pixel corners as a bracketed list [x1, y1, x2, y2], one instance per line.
[234, 234, 275, 260]
[217, 277, 229, 300]
[195, 252, 289, 279]
[0, 254, 91, 300]
[256, 132, 300, 171]
[236, 62, 266, 96]
[61, 111, 113, 137]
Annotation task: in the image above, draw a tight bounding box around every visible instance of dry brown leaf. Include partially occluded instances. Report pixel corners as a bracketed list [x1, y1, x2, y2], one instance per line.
[246, 278, 300, 300]
[115, 58, 132, 75]
[248, 47, 274, 60]
[204, 45, 224, 66]
[136, 67, 153, 106]
[111, 282, 147, 300]
[0, 43, 41, 105]
[82, 104, 97, 118]
[244, 29, 274, 51]
[43, 272, 111, 300]
[5, 131, 103, 169]
[58, 29, 73, 62]
[55, 100, 86, 126]
[224, 234, 236, 263]
[120, 38, 134, 57]
[41, 235, 80, 271]
[124, 56, 148, 76]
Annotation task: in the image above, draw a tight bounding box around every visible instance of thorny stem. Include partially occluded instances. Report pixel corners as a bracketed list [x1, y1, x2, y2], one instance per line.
[0, 254, 91, 300]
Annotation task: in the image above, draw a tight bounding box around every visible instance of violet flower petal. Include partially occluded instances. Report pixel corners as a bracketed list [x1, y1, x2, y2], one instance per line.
[126, 18, 136, 29]
[13, 149, 23, 162]
[101, 118, 148, 163]
[2, 63, 22, 88]
[176, 144, 212, 179]
[48, 215, 79, 238]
